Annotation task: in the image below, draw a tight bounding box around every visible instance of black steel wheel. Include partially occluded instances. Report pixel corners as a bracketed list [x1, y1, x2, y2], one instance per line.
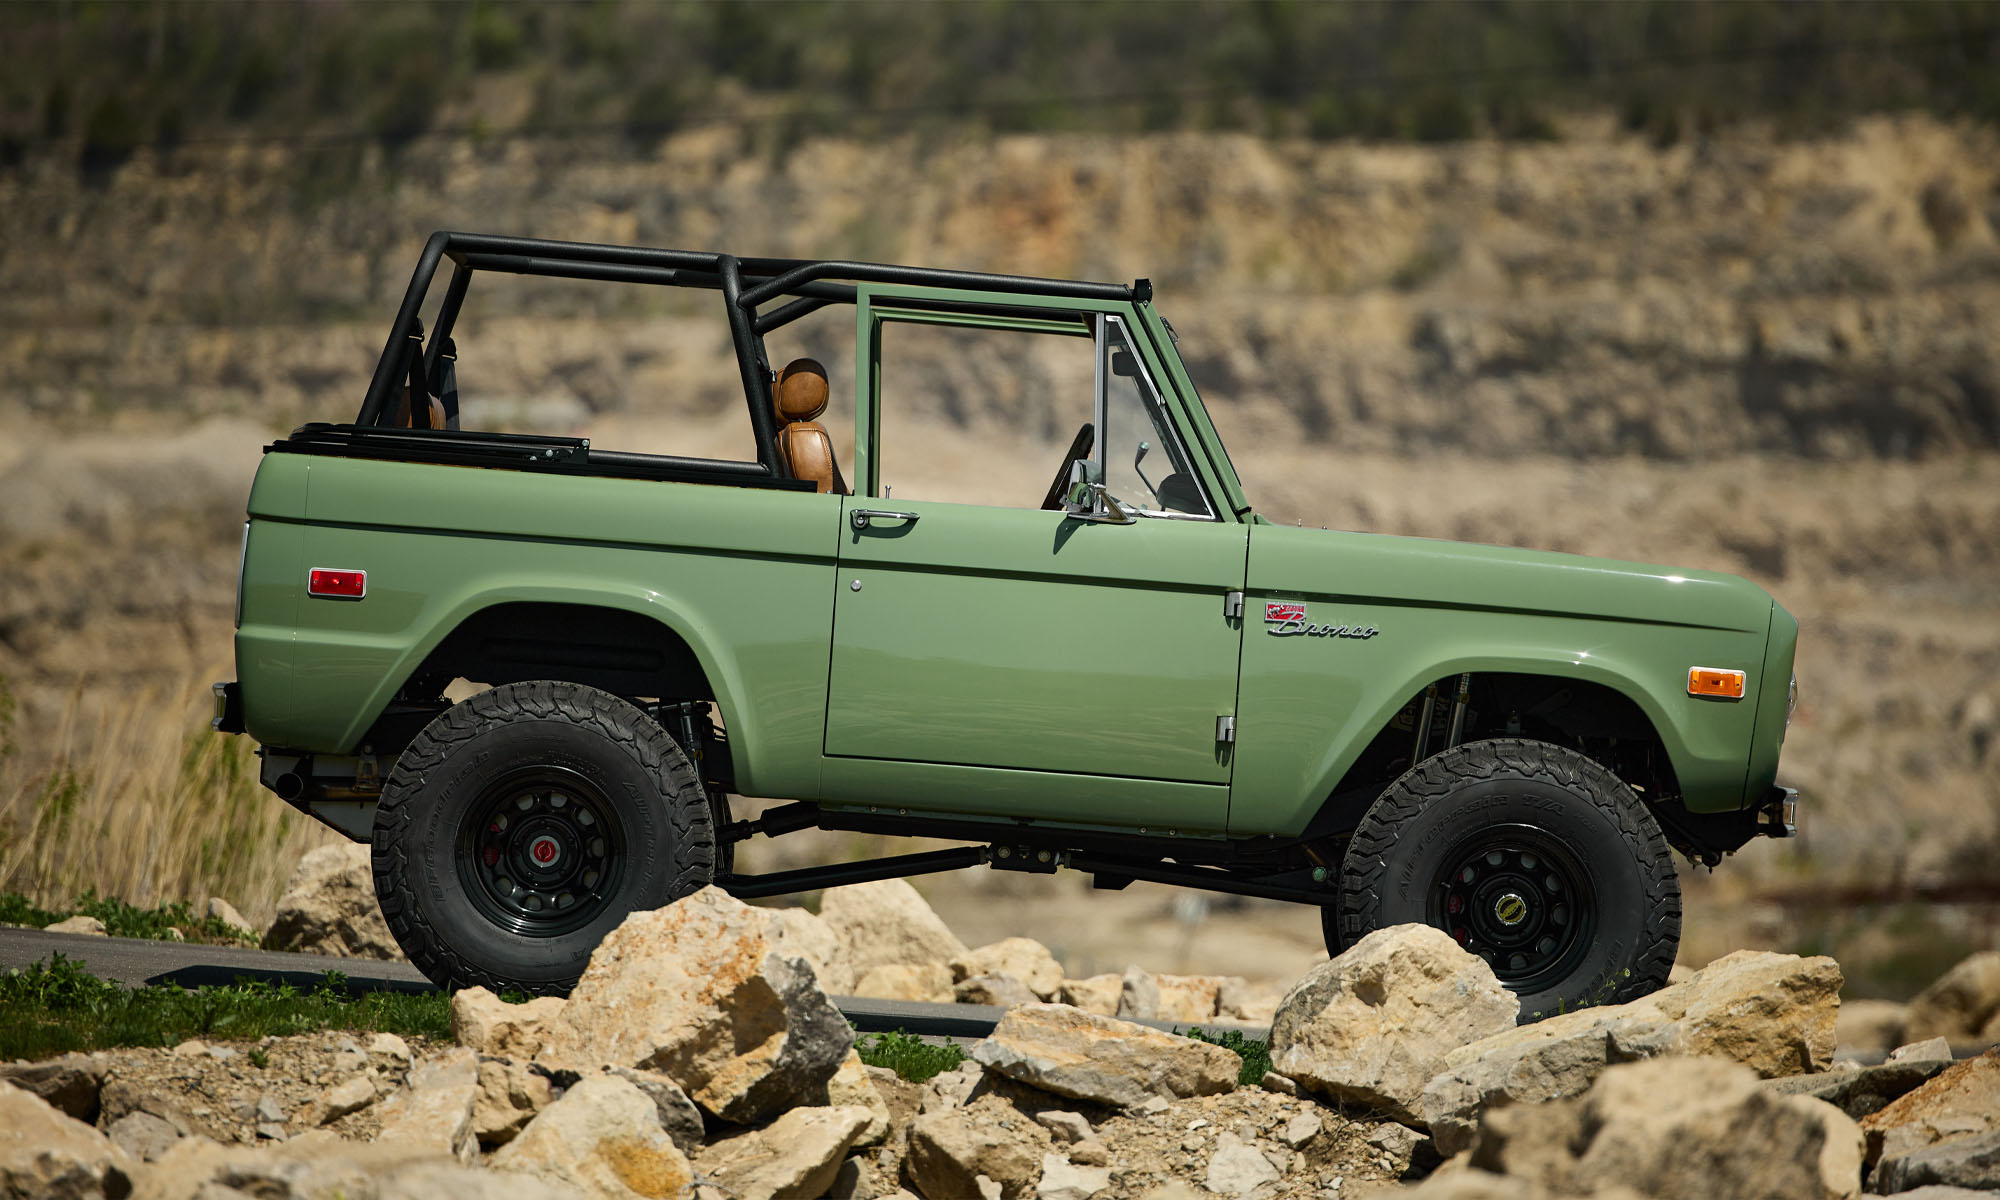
[1334, 738, 1680, 1021]
[372, 680, 715, 995]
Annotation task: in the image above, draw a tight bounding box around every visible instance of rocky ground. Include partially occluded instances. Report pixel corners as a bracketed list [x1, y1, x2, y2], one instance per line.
[11, 870, 2000, 1200]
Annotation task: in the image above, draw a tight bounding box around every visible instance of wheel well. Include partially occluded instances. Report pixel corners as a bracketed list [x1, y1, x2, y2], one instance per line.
[362, 602, 719, 754]
[1307, 672, 1709, 851]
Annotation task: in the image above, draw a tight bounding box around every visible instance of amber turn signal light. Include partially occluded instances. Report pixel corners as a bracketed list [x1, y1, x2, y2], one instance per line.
[1687, 667, 1745, 699]
[308, 568, 367, 599]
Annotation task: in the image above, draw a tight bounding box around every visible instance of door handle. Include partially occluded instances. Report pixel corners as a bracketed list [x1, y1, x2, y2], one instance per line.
[851, 509, 921, 530]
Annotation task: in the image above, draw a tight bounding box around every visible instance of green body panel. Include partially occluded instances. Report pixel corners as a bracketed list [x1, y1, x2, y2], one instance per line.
[237, 454, 311, 740]
[1745, 601, 1800, 801]
[826, 496, 1246, 790]
[1231, 525, 1773, 832]
[817, 756, 1229, 834]
[237, 454, 842, 799]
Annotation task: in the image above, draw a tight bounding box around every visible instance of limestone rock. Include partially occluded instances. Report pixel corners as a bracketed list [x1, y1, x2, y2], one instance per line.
[695, 1104, 873, 1200]
[764, 905, 853, 994]
[305, 1074, 377, 1126]
[1155, 975, 1224, 1022]
[472, 1058, 554, 1148]
[492, 1073, 693, 1200]
[205, 896, 257, 938]
[1035, 1152, 1109, 1200]
[905, 1095, 1052, 1200]
[1270, 924, 1518, 1123]
[46, 914, 108, 935]
[1859, 1048, 2000, 1168]
[818, 1049, 892, 1146]
[1115, 965, 1160, 1020]
[370, 1032, 414, 1063]
[853, 962, 956, 1003]
[1216, 978, 1282, 1024]
[450, 986, 567, 1059]
[1761, 1054, 1950, 1122]
[1421, 1005, 1684, 1154]
[958, 974, 1041, 1008]
[1420, 947, 1839, 1149]
[1469, 1056, 1862, 1200]
[603, 1067, 707, 1157]
[1205, 1133, 1280, 1196]
[0, 1080, 135, 1199]
[1661, 950, 1842, 1077]
[1837, 998, 1909, 1055]
[262, 842, 403, 959]
[0, 1051, 106, 1121]
[108, 1110, 182, 1162]
[818, 879, 968, 984]
[1058, 975, 1121, 1016]
[952, 938, 1064, 1000]
[970, 1003, 1239, 1109]
[922, 1061, 988, 1113]
[375, 1047, 480, 1161]
[140, 1134, 572, 1200]
[1905, 952, 2000, 1043]
[1877, 1128, 2000, 1194]
[1034, 1110, 1092, 1145]
[536, 886, 851, 1124]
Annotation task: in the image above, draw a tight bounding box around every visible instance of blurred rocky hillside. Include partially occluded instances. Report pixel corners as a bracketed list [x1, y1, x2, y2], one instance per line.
[3, 114, 1998, 460]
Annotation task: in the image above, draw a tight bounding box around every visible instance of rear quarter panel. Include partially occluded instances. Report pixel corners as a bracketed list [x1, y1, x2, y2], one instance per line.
[238, 454, 840, 799]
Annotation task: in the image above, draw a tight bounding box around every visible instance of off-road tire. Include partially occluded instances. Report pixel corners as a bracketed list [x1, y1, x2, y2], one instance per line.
[371, 680, 714, 995]
[1333, 738, 1680, 1021]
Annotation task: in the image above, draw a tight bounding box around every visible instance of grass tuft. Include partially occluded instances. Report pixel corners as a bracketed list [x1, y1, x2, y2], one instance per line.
[0, 954, 450, 1061]
[1181, 1026, 1273, 1087]
[855, 1029, 965, 1084]
[0, 890, 259, 944]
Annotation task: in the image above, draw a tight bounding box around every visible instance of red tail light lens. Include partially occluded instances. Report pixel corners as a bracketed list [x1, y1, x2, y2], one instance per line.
[308, 568, 367, 599]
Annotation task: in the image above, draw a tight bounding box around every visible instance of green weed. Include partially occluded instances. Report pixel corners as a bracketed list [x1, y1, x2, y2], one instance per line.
[1181, 1026, 1272, 1087]
[855, 1030, 966, 1084]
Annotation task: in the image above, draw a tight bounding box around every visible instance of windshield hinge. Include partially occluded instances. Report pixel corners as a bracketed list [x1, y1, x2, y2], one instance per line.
[1223, 590, 1244, 620]
[1216, 715, 1236, 745]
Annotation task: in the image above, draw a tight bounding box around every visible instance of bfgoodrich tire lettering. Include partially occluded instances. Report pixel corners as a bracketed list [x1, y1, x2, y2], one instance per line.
[1336, 738, 1680, 1021]
[371, 680, 714, 995]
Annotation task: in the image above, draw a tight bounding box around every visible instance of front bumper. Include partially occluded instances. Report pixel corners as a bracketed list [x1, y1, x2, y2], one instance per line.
[1757, 785, 1798, 838]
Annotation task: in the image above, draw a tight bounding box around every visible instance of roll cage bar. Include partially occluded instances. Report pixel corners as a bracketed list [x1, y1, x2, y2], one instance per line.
[357, 230, 1153, 479]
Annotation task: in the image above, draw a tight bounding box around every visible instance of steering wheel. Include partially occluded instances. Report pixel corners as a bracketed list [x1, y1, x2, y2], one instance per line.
[1040, 422, 1095, 511]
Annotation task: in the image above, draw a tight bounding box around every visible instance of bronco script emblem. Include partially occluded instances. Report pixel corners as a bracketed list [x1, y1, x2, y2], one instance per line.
[1265, 601, 1379, 640]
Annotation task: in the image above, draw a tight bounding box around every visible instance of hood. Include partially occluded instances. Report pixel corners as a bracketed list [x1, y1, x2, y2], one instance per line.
[1247, 523, 1772, 634]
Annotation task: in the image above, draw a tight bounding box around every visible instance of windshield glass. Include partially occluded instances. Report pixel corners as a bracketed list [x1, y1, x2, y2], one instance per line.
[1098, 315, 1214, 519]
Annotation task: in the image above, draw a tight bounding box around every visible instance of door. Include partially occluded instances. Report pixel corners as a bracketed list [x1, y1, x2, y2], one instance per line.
[825, 299, 1246, 789]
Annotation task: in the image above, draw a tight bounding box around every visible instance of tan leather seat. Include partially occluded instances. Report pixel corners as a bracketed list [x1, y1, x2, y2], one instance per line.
[772, 357, 846, 494]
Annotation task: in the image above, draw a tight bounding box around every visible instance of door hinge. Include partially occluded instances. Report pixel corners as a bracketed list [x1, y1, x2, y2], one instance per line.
[1224, 590, 1244, 620]
[1216, 715, 1237, 744]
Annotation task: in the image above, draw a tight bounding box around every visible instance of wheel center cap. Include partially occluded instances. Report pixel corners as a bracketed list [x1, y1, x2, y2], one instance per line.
[1493, 892, 1529, 927]
[527, 835, 562, 867]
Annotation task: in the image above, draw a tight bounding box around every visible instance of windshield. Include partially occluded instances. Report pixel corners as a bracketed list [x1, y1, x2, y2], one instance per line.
[1098, 315, 1214, 519]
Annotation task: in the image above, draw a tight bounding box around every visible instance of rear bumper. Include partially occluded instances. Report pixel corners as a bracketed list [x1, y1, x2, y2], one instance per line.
[1757, 785, 1798, 838]
[211, 681, 245, 735]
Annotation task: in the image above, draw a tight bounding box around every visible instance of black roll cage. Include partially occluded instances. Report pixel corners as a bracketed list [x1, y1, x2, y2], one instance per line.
[358, 230, 1149, 479]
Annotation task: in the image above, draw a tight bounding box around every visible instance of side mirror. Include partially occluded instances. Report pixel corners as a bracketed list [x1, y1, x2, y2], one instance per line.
[1062, 460, 1136, 524]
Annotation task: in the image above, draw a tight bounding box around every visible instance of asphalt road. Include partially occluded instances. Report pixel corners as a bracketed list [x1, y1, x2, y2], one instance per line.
[0, 927, 1270, 1044]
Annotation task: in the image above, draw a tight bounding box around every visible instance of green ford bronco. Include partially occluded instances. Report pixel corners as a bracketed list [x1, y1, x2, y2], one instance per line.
[216, 232, 1799, 1016]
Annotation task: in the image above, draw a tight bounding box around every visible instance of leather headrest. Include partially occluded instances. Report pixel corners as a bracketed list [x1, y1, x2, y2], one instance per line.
[773, 358, 830, 422]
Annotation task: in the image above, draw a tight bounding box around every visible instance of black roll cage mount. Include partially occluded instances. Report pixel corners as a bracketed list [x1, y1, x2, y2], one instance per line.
[356, 230, 1150, 479]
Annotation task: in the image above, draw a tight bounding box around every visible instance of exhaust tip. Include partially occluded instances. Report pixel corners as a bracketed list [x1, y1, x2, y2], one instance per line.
[272, 772, 305, 802]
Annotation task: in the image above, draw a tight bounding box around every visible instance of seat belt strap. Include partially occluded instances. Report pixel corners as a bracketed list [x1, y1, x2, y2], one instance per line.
[427, 336, 459, 430]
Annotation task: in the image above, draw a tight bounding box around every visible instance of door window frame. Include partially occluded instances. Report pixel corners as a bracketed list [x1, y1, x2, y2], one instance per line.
[854, 284, 1235, 522]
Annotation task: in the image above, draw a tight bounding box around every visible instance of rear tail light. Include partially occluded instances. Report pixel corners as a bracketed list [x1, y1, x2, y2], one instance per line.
[308, 568, 367, 599]
[1686, 667, 1746, 699]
